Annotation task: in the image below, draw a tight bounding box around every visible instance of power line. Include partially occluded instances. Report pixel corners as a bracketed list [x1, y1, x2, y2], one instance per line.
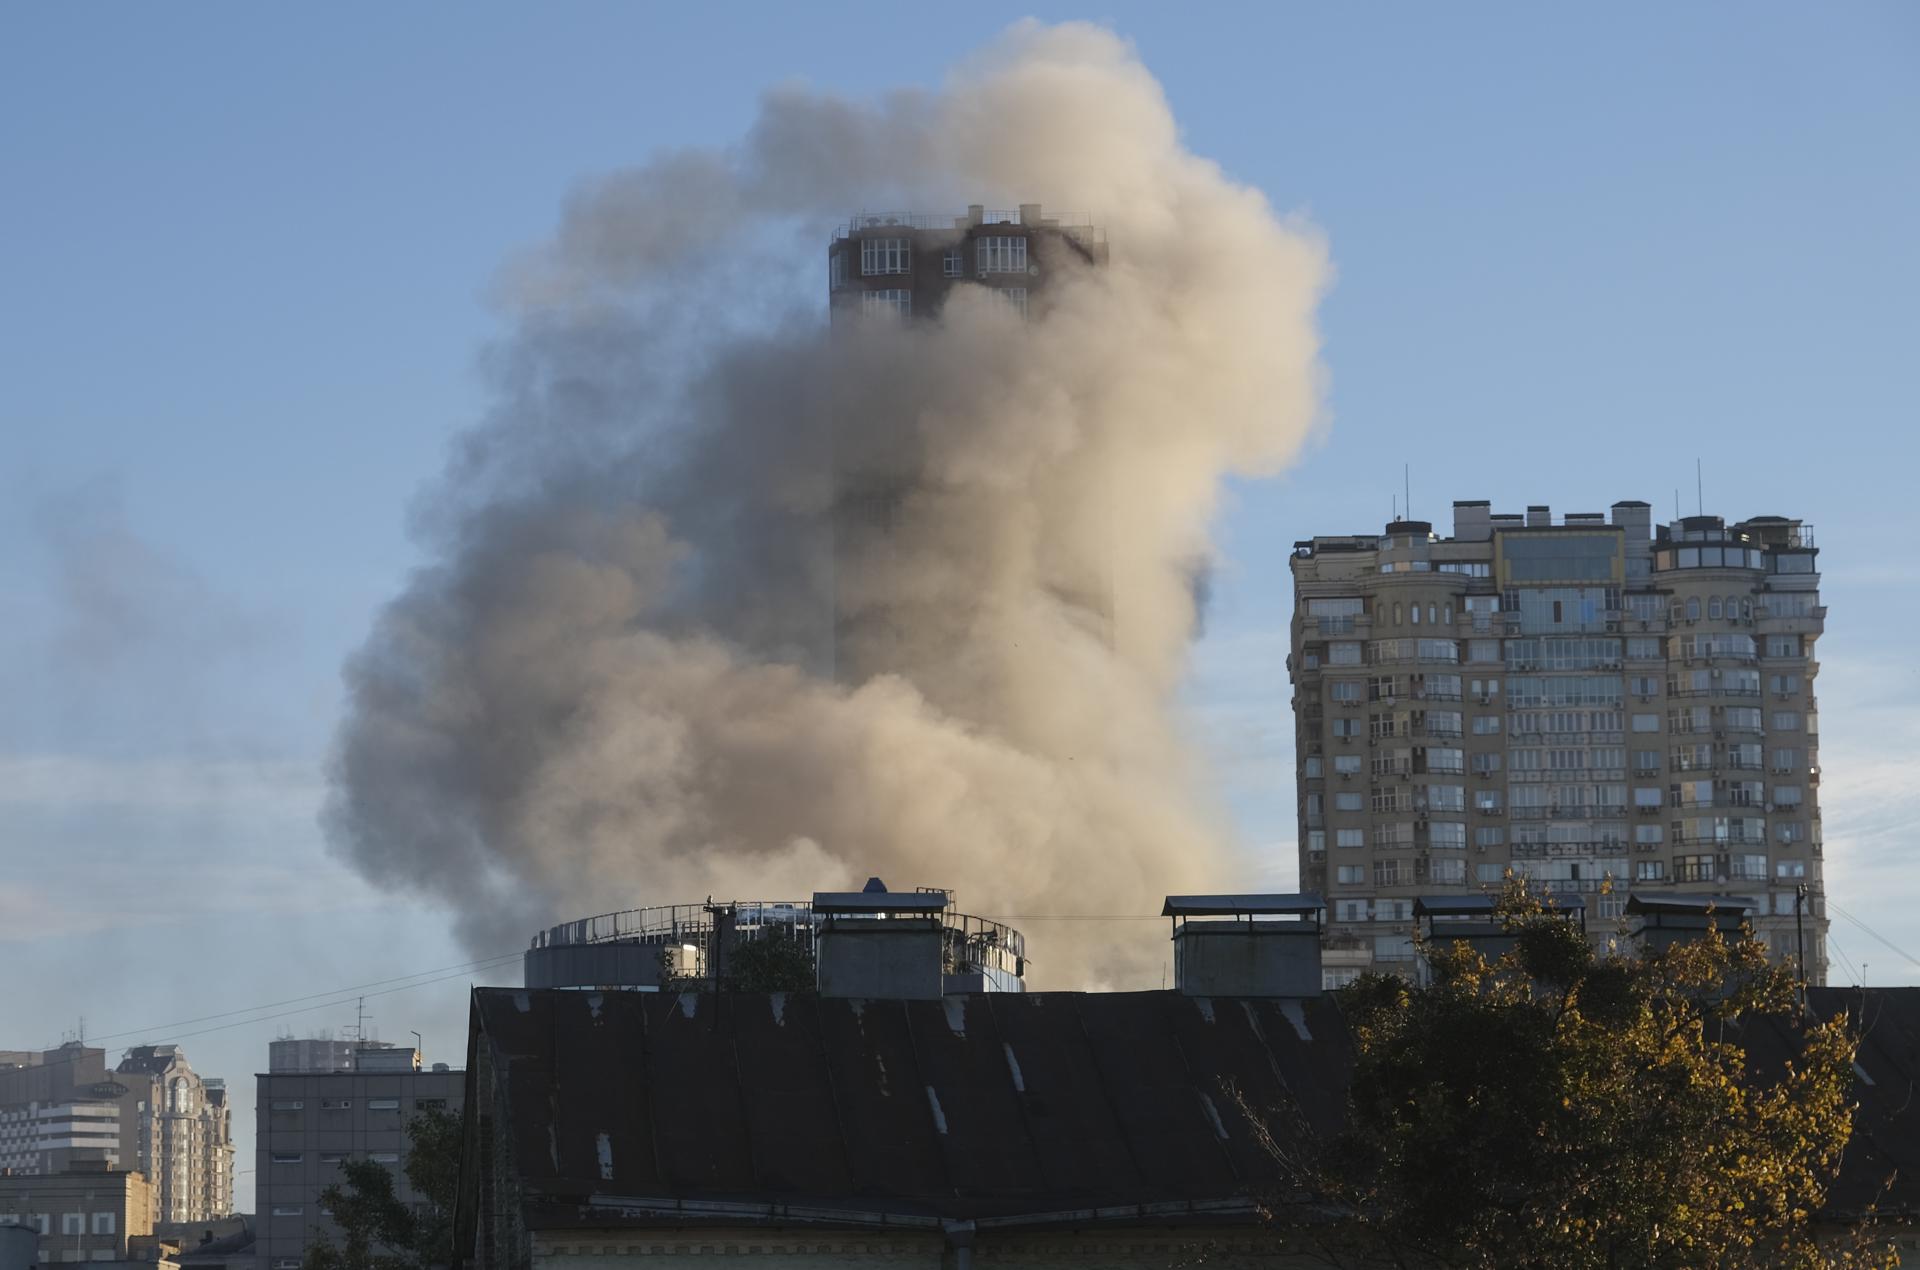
[10, 951, 522, 1073]
[87, 953, 523, 1045]
[1825, 900, 1920, 973]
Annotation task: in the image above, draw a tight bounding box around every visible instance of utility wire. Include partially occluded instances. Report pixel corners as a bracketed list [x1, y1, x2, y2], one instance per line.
[1824, 900, 1920, 972]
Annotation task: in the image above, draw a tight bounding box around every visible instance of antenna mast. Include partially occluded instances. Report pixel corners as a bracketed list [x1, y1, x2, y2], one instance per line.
[1696, 457, 1704, 516]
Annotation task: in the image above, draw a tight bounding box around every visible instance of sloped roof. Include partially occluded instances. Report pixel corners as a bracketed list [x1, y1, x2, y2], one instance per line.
[466, 985, 1920, 1231]
[469, 987, 1350, 1226]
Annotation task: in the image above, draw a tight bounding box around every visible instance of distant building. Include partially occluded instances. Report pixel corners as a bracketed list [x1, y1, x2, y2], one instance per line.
[1290, 501, 1828, 985]
[254, 1043, 462, 1270]
[113, 1049, 234, 1224]
[0, 1045, 233, 1224]
[825, 203, 1106, 325]
[0, 1156, 153, 1262]
[824, 205, 1112, 677]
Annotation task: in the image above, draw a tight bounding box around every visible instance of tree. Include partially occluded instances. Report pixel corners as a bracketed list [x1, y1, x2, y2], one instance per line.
[1248, 883, 1893, 1269]
[722, 928, 816, 993]
[303, 1107, 462, 1270]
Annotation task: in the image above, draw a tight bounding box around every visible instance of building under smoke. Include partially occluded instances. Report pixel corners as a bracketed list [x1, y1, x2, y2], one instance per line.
[524, 878, 1027, 998]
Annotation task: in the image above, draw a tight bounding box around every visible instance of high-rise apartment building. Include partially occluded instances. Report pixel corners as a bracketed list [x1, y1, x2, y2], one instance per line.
[825, 204, 1110, 677]
[826, 203, 1106, 324]
[113, 1047, 234, 1224]
[1290, 501, 1827, 985]
[255, 1042, 462, 1270]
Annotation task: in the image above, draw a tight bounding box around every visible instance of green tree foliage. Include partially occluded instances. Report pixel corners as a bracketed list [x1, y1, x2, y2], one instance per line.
[303, 1107, 463, 1270]
[1252, 882, 1892, 1269]
[723, 928, 816, 993]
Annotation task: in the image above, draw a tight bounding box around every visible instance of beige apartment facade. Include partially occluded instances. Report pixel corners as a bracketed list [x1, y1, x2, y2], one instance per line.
[1290, 501, 1827, 985]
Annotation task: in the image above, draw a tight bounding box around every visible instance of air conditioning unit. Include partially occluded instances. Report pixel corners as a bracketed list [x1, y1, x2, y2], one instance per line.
[1340, 772, 1352, 780]
[1366, 737, 1377, 747]
[976, 268, 990, 279]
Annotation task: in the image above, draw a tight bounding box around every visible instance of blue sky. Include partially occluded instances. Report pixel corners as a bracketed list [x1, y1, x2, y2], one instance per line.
[4, 4, 1916, 1211]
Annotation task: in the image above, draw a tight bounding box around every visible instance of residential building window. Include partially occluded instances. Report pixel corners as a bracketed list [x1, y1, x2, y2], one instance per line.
[1418, 639, 1459, 663]
[271, 1207, 303, 1218]
[1328, 641, 1362, 665]
[367, 1099, 401, 1111]
[92, 1214, 114, 1236]
[942, 247, 963, 277]
[1626, 635, 1663, 658]
[1334, 792, 1364, 812]
[320, 1152, 348, 1164]
[1335, 829, 1364, 849]
[1375, 899, 1413, 922]
[1474, 827, 1505, 848]
[1473, 789, 1503, 812]
[1476, 863, 1507, 883]
[1323, 967, 1363, 990]
[320, 1099, 351, 1110]
[1426, 747, 1464, 774]
[63, 1215, 84, 1236]
[1330, 718, 1358, 738]
[1373, 859, 1405, 886]
[1336, 865, 1365, 885]
[1468, 639, 1500, 663]
[1426, 785, 1465, 812]
[1333, 754, 1362, 776]
[1472, 715, 1502, 735]
[998, 286, 1029, 316]
[1334, 900, 1368, 922]
[976, 235, 1027, 273]
[271, 1152, 302, 1164]
[1772, 785, 1803, 808]
[1631, 713, 1660, 733]
[1776, 821, 1806, 844]
[1303, 756, 1323, 778]
[1329, 681, 1363, 703]
[829, 252, 846, 289]
[861, 289, 911, 318]
[371, 1153, 400, 1164]
[1766, 635, 1799, 657]
[1374, 933, 1415, 962]
[1471, 752, 1502, 774]
[1306, 829, 1325, 853]
[1677, 854, 1715, 882]
[1771, 711, 1801, 731]
[860, 237, 910, 275]
[1776, 860, 1807, 878]
[1634, 787, 1663, 809]
[270, 1100, 303, 1111]
[1428, 821, 1467, 848]
[1730, 853, 1768, 880]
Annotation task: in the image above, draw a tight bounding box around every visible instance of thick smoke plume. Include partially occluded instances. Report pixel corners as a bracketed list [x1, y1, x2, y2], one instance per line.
[325, 23, 1328, 985]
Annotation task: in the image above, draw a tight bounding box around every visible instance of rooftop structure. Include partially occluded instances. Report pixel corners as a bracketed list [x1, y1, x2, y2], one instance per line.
[524, 880, 1027, 996]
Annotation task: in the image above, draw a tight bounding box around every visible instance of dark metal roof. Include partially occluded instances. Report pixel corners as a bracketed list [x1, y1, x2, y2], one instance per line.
[460, 986, 1920, 1236]
[1414, 894, 1586, 917]
[1625, 894, 1758, 916]
[1161, 894, 1322, 918]
[811, 891, 949, 914]
[467, 987, 1351, 1227]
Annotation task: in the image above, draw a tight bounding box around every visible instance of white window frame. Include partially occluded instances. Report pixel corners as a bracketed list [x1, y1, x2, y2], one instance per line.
[860, 289, 911, 319]
[860, 237, 910, 276]
[976, 235, 1028, 274]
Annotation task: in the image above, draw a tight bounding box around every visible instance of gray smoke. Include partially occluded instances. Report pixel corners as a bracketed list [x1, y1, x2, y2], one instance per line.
[324, 22, 1329, 986]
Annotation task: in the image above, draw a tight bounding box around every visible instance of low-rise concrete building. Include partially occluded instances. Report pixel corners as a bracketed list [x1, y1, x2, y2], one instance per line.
[0, 1158, 152, 1263]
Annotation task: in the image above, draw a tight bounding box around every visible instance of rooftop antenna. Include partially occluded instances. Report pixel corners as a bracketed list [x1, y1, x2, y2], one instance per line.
[1696, 457, 1704, 516]
[1674, 488, 1681, 521]
[1404, 463, 1411, 524]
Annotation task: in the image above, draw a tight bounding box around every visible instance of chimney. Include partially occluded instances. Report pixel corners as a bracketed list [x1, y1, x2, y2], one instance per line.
[1018, 203, 1042, 226]
[1626, 894, 1756, 959]
[1415, 894, 1585, 980]
[1451, 500, 1492, 542]
[1610, 500, 1652, 542]
[1526, 504, 1551, 528]
[966, 203, 985, 227]
[1161, 894, 1324, 996]
[812, 881, 949, 1000]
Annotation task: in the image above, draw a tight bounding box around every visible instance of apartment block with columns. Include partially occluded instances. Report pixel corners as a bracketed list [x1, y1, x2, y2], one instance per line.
[1290, 500, 1827, 985]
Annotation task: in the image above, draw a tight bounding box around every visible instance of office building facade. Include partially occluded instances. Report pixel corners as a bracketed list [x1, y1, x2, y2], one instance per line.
[1290, 501, 1827, 985]
[255, 1044, 462, 1270]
